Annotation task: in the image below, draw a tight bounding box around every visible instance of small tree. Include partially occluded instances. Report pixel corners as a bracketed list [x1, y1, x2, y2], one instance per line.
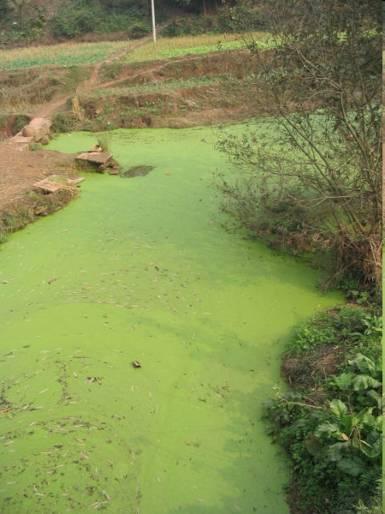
[7, 0, 32, 26]
[218, 0, 382, 292]
[0, 0, 9, 17]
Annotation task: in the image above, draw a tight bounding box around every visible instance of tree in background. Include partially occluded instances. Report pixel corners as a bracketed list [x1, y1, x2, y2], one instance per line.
[170, 0, 224, 16]
[7, 0, 32, 25]
[218, 0, 382, 294]
[0, 0, 9, 17]
[97, 0, 147, 14]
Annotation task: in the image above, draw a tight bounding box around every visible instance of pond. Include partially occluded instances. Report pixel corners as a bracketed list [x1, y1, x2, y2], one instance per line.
[0, 125, 340, 513]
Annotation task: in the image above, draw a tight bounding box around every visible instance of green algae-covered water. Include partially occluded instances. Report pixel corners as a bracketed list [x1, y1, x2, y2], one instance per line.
[0, 125, 340, 514]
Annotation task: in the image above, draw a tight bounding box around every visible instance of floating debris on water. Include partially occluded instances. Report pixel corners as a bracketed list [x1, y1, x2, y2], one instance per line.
[120, 165, 154, 178]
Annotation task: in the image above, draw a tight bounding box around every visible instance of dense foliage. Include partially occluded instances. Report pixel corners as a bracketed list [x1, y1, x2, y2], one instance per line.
[0, 0, 8, 16]
[0, 0, 255, 45]
[0, 0, 153, 44]
[265, 306, 382, 514]
[51, 0, 149, 39]
[161, 3, 265, 36]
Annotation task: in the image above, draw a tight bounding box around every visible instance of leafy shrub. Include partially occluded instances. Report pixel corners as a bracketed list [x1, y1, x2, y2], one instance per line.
[52, 2, 103, 39]
[161, 5, 265, 38]
[0, 6, 47, 45]
[52, 112, 77, 133]
[217, 2, 266, 33]
[356, 487, 383, 514]
[13, 114, 30, 134]
[127, 20, 150, 39]
[96, 134, 110, 152]
[289, 307, 381, 356]
[162, 16, 220, 37]
[265, 306, 382, 513]
[51, 1, 149, 40]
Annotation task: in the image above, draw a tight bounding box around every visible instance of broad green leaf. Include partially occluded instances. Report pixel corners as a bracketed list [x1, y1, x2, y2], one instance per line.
[332, 372, 353, 389]
[353, 375, 381, 391]
[337, 457, 365, 477]
[330, 399, 348, 418]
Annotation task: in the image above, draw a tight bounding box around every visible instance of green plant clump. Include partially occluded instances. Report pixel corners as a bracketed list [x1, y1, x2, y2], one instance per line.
[52, 112, 78, 133]
[265, 306, 382, 514]
[51, 1, 149, 40]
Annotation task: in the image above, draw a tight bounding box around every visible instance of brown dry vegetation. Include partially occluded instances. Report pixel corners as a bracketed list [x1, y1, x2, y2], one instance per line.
[1, 68, 93, 119]
[51, 50, 273, 131]
[0, 49, 273, 133]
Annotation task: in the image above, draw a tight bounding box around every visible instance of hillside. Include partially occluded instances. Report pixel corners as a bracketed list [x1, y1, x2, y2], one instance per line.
[0, 0, 264, 48]
[0, 31, 272, 138]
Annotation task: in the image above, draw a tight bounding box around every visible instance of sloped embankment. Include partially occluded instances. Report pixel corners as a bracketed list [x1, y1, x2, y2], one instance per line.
[52, 50, 272, 131]
[0, 142, 78, 242]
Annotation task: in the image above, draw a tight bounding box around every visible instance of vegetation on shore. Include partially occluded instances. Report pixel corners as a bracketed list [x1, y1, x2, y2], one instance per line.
[217, 0, 382, 296]
[265, 305, 382, 513]
[0, 188, 77, 244]
[215, 1, 382, 513]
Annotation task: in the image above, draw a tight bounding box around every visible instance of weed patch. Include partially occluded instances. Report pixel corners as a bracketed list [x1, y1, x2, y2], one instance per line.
[265, 306, 382, 514]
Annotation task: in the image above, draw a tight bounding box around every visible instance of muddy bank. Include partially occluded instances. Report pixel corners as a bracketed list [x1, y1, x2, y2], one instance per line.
[0, 187, 78, 242]
[0, 142, 78, 240]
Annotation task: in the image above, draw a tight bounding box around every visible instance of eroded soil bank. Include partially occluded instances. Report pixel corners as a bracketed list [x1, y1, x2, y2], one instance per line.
[0, 141, 78, 241]
[0, 125, 340, 513]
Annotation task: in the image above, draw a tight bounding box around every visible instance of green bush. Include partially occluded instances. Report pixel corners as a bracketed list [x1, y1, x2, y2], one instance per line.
[51, 2, 103, 39]
[161, 5, 265, 38]
[289, 307, 381, 356]
[0, 7, 47, 45]
[356, 488, 383, 514]
[51, 0, 149, 39]
[162, 16, 220, 37]
[52, 112, 78, 134]
[265, 306, 382, 514]
[13, 114, 31, 134]
[127, 20, 150, 39]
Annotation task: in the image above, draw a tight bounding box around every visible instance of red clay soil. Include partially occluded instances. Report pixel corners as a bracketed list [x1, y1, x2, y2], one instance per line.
[0, 141, 75, 211]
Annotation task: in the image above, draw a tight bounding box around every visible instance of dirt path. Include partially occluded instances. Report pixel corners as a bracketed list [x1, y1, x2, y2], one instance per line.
[33, 34, 157, 120]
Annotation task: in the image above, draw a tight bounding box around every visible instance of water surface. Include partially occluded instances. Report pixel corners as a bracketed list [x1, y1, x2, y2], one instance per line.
[0, 125, 339, 513]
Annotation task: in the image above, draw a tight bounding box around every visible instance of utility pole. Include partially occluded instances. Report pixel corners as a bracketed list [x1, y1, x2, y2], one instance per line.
[151, 0, 157, 44]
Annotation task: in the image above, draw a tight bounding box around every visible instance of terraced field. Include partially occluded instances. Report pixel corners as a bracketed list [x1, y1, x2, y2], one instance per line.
[0, 32, 270, 72]
[0, 41, 129, 71]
